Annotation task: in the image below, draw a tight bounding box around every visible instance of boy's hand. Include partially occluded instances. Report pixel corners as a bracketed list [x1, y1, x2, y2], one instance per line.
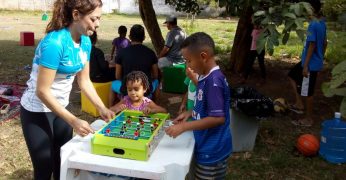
[173, 111, 191, 124]
[303, 66, 309, 78]
[165, 123, 186, 138]
[186, 67, 194, 79]
[178, 104, 186, 114]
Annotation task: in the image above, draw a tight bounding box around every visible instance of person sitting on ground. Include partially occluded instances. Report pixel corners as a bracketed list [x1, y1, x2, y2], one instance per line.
[109, 24, 159, 106]
[110, 25, 131, 62]
[110, 71, 166, 115]
[289, 0, 327, 127]
[89, 31, 116, 83]
[166, 32, 232, 179]
[158, 15, 187, 69]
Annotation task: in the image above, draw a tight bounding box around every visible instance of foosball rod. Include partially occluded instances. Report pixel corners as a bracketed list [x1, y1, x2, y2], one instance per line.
[121, 115, 161, 121]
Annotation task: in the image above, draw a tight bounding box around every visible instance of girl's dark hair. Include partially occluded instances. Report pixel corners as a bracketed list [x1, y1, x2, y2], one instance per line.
[124, 71, 151, 95]
[118, 25, 127, 35]
[46, 0, 103, 33]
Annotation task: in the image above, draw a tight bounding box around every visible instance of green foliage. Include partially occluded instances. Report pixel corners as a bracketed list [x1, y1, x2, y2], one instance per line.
[165, 0, 201, 14]
[252, 1, 313, 55]
[322, 60, 346, 117]
[323, 0, 346, 21]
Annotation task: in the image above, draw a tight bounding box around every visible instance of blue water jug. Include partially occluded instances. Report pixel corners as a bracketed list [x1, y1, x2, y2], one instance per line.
[319, 112, 346, 164]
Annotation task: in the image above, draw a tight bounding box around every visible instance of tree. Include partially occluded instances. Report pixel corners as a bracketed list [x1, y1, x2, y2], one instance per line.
[229, 0, 313, 72]
[138, 0, 165, 54]
[138, 0, 311, 72]
[229, 3, 253, 72]
[138, 0, 202, 54]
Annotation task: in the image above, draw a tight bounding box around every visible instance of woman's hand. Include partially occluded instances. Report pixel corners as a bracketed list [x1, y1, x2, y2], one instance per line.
[99, 107, 115, 122]
[71, 119, 94, 137]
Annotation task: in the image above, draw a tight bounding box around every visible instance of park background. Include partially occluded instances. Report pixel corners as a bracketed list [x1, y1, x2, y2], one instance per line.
[0, 0, 346, 179]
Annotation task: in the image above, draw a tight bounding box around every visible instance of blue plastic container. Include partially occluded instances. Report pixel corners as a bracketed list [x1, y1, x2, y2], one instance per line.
[319, 112, 346, 164]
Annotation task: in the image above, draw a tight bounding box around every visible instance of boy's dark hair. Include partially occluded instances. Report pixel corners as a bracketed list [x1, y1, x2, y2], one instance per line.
[125, 71, 150, 93]
[180, 32, 215, 55]
[307, 0, 322, 16]
[118, 25, 127, 35]
[129, 24, 145, 42]
[90, 31, 97, 45]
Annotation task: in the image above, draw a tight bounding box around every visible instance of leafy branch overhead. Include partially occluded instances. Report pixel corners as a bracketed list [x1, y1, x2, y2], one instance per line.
[165, 0, 313, 56]
[251, 1, 313, 55]
[165, 0, 201, 14]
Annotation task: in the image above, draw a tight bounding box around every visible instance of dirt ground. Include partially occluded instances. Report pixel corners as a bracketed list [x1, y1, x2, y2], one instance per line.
[0, 57, 344, 179]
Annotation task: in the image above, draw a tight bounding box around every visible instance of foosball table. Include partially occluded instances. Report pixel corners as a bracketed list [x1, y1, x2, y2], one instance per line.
[91, 110, 170, 161]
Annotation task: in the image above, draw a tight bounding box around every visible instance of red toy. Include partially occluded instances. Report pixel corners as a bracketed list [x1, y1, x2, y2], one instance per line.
[105, 128, 110, 134]
[296, 134, 320, 156]
[153, 121, 159, 128]
[126, 118, 132, 124]
[20, 32, 35, 46]
[134, 130, 139, 137]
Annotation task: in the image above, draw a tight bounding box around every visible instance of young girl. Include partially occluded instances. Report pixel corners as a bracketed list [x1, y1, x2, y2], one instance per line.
[110, 71, 166, 115]
[238, 23, 266, 85]
[110, 25, 131, 61]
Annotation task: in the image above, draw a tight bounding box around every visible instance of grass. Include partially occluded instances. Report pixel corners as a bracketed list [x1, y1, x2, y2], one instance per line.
[0, 10, 346, 179]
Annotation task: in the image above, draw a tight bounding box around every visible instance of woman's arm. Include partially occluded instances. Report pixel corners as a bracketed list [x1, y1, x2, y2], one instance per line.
[77, 62, 114, 121]
[36, 66, 94, 136]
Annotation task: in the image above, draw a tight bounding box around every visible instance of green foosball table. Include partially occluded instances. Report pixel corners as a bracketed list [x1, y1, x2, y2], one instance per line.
[91, 110, 170, 161]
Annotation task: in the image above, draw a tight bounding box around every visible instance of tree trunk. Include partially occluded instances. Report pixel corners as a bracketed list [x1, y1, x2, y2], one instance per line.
[138, 0, 165, 54]
[229, 6, 253, 73]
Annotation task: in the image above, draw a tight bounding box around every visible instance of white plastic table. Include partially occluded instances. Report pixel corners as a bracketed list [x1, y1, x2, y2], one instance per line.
[60, 120, 195, 180]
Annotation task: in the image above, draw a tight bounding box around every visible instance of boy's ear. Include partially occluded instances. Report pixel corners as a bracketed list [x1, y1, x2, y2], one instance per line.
[200, 51, 209, 62]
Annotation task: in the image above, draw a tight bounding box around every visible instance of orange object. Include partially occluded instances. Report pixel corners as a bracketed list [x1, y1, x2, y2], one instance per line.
[296, 134, 320, 156]
[20, 32, 35, 46]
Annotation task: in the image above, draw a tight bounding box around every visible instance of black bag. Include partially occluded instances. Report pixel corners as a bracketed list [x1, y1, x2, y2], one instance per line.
[231, 86, 274, 118]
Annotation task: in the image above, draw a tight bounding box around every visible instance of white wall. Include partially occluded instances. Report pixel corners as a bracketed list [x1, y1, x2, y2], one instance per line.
[117, 0, 177, 15]
[0, 0, 177, 15]
[0, 0, 53, 11]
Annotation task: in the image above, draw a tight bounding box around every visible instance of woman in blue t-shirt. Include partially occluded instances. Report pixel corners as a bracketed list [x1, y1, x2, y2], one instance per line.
[20, 0, 114, 179]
